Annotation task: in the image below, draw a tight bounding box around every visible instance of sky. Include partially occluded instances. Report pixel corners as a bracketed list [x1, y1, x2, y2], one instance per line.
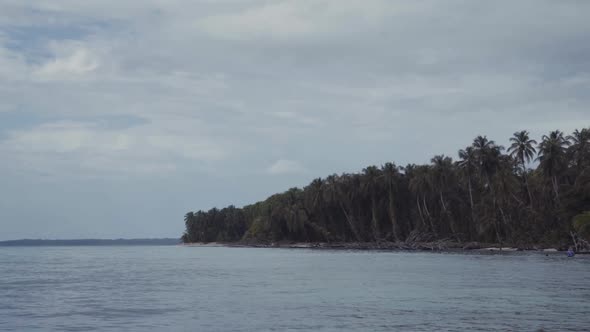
[1, 0, 589, 240]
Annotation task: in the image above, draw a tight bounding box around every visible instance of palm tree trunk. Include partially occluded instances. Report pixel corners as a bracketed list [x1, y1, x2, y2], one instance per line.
[522, 162, 534, 206]
[339, 201, 361, 242]
[467, 177, 477, 238]
[416, 196, 426, 228]
[468, 178, 475, 210]
[552, 176, 560, 203]
[494, 221, 502, 247]
[371, 194, 379, 242]
[487, 174, 502, 245]
[439, 190, 448, 212]
[422, 196, 431, 219]
[499, 206, 509, 227]
[389, 197, 399, 242]
[439, 190, 456, 236]
[423, 196, 436, 234]
[388, 182, 399, 242]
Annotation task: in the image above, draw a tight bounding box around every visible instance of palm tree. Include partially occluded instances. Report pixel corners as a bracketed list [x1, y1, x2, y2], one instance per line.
[306, 178, 324, 209]
[493, 155, 519, 237]
[458, 147, 478, 236]
[184, 212, 195, 243]
[472, 136, 503, 183]
[409, 165, 436, 234]
[362, 166, 382, 241]
[472, 136, 504, 244]
[507, 130, 537, 205]
[508, 130, 537, 166]
[279, 188, 307, 239]
[567, 128, 590, 171]
[537, 130, 571, 202]
[324, 174, 361, 241]
[381, 162, 400, 242]
[303, 178, 334, 240]
[431, 155, 456, 236]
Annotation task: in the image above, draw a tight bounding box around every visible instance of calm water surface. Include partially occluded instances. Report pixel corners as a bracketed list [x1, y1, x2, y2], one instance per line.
[0, 246, 589, 331]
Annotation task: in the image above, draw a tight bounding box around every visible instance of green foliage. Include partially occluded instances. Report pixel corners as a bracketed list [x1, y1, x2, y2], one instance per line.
[573, 212, 590, 239]
[182, 127, 590, 245]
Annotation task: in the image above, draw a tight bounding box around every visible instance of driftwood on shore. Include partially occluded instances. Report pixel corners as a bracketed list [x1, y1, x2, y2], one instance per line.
[183, 240, 556, 252]
[181, 228, 584, 252]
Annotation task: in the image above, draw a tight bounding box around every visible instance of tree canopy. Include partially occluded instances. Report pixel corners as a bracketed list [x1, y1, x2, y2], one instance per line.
[182, 128, 590, 247]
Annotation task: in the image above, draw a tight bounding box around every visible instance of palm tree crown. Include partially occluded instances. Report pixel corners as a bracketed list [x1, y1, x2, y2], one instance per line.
[536, 130, 570, 178]
[567, 128, 590, 169]
[507, 130, 537, 170]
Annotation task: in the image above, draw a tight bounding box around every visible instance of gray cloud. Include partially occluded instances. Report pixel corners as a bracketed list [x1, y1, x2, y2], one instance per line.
[1, 0, 589, 239]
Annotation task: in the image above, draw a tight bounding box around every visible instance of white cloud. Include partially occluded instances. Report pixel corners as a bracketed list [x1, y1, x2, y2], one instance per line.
[0, 119, 230, 176]
[1, 1, 589, 177]
[197, 1, 314, 41]
[196, 0, 395, 41]
[267, 159, 307, 175]
[34, 47, 99, 80]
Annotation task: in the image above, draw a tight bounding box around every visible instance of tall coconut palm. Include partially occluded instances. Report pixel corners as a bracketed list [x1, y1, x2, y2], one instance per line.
[381, 162, 400, 242]
[472, 136, 504, 244]
[472, 135, 504, 191]
[430, 155, 453, 211]
[431, 155, 456, 235]
[324, 174, 361, 241]
[493, 155, 519, 234]
[537, 130, 571, 202]
[362, 166, 382, 241]
[458, 147, 478, 236]
[303, 178, 333, 241]
[567, 128, 590, 171]
[342, 173, 367, 241]
[184, 211, 194, 226]
[409, 165, 436, 234]
[183, 212, 195, 243]
[279, 188, 306, 239]
[507, 130, 537, 205]
[306, 178, 324, 209]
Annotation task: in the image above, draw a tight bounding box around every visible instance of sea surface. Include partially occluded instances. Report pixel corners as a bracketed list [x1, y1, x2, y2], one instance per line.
[0, 246, 589, 332]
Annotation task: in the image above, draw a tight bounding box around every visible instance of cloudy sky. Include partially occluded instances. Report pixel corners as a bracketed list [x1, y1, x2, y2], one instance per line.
[1, 0, 589, 240]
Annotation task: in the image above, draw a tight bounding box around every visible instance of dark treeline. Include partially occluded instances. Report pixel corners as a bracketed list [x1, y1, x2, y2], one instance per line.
[182, 128, 590, 248]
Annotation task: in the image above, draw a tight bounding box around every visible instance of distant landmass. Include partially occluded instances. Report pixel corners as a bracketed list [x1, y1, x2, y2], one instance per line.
[0, 238, 180, 246]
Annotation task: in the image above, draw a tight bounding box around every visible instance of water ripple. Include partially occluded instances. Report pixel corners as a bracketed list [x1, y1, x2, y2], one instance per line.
[0, 247, 589, 331]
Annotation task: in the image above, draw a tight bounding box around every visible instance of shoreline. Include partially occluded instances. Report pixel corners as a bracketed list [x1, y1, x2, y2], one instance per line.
[181, 241, 580, 253]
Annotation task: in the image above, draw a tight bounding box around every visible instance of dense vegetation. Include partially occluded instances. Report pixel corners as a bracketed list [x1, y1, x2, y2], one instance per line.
[182, 128, 590, 248]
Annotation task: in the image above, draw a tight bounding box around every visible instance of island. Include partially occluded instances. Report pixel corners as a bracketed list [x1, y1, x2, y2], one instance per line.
[182, 129, 590, 251]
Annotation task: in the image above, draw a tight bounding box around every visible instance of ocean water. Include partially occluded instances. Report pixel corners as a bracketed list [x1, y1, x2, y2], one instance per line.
[0, 246, 589, 332]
